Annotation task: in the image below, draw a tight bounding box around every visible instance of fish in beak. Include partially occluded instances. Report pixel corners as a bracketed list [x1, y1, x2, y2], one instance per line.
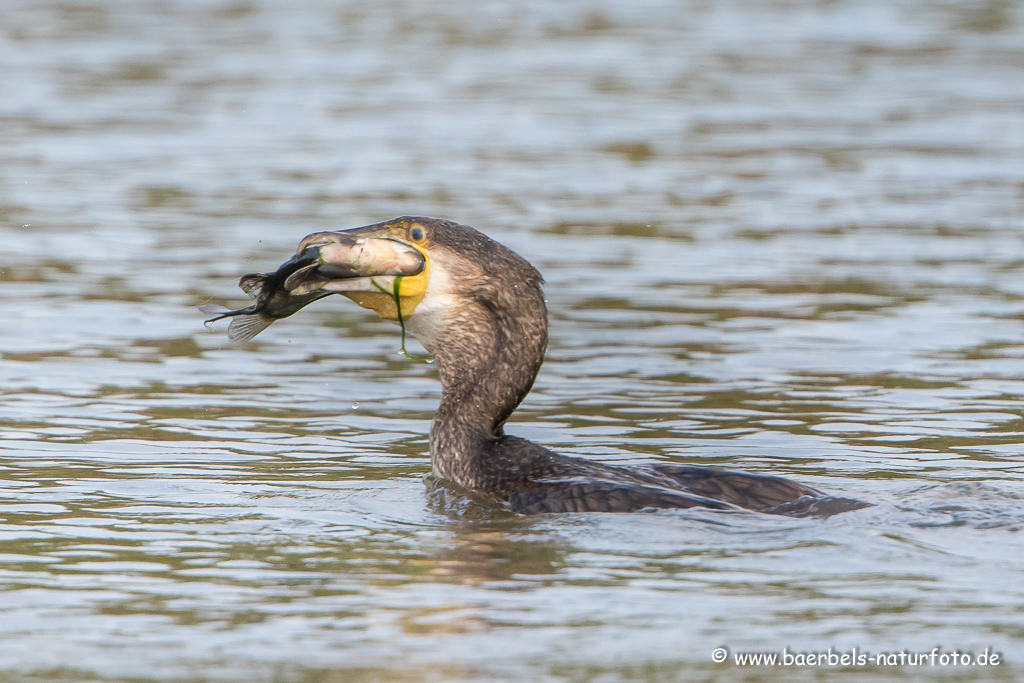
[203, 226, 427, 343]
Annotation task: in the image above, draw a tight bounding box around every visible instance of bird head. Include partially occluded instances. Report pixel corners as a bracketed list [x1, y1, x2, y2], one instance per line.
[291, 216, 434, 323]
[285, 217, 545, 354]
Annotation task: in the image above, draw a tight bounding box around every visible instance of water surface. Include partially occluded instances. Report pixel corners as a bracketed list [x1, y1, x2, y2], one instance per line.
[0, 0, 1023, 680]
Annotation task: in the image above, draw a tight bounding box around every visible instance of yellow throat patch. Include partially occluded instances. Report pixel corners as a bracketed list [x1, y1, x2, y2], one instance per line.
[342, 243, 430, 321]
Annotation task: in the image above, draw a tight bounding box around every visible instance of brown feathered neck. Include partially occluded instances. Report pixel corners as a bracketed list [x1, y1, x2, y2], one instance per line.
[405, 220, 548, 485]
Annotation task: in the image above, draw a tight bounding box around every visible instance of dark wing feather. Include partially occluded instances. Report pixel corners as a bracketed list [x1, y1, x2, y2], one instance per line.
[506, 479, 739, 514]
[640, 463, 822, 511]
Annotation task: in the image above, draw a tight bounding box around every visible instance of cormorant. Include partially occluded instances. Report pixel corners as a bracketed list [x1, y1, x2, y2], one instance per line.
[210, 216, 864, 516]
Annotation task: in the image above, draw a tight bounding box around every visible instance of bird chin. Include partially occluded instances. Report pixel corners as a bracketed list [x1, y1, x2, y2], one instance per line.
[402, 262, 457, 353]
[337, 289, 416, 323]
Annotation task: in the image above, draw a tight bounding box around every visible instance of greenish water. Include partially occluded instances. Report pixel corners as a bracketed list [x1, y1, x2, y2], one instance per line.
[0, 0, 1023, 681]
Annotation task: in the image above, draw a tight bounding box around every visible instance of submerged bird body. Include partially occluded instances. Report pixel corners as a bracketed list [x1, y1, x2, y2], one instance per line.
[211, 216, 862, 516]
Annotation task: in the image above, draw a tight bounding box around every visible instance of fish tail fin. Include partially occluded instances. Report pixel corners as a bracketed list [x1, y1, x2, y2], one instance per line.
[227, 315, 273, 343]
[199, 304, 235, 326]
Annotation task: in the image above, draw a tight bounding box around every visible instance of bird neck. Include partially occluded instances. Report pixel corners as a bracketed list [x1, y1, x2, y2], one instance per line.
[427, 290, 548, 485]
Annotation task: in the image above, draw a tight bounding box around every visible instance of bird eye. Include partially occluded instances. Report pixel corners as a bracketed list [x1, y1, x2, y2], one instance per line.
[410, 226, 426, 242]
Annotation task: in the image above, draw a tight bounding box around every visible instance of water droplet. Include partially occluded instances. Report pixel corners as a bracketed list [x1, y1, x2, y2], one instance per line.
[351, 402, 360, 409]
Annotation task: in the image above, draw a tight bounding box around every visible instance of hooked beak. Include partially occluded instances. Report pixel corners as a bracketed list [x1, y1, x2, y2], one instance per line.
[285, 229, 426, 295]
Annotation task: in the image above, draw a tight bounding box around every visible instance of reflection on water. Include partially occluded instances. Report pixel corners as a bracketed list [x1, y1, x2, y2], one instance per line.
[1, 0, 1023, 680]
